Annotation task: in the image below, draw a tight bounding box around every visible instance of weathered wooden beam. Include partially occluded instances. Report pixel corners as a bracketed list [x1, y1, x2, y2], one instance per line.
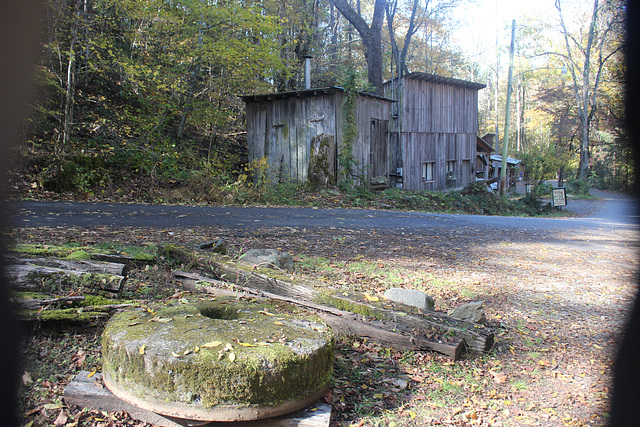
[316, 313, 463, 360]
[14, 295, 86, 310]
[6, 264, 125, 293]
[9, 256, 126, 276]
[64, 371, 332, 427]
[321, 294, 494, 353]
[173, 271, 463, 359]
[163, 245, 316, 300]
[164, 245, 494, 353]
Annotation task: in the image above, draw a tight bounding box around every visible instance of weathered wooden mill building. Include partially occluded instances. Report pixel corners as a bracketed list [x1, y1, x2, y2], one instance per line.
[242, 87, 394, 186]
[242, 72, 486, 191]
[383, 72, 486, 190]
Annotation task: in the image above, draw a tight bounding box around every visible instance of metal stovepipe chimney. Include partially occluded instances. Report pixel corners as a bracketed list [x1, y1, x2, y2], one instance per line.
[303, 55, 312, 89]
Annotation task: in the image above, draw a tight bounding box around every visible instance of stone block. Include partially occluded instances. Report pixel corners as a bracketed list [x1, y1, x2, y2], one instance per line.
[383, 288, 435, 311]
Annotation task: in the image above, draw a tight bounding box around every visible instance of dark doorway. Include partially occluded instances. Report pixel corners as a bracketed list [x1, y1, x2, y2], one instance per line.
[370, 119, 388, 180]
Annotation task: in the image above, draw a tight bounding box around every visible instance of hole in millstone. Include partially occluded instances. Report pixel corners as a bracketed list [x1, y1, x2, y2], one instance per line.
[198, 303, 239, 320]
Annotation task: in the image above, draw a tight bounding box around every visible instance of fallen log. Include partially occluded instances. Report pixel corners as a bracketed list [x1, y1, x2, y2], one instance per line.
[173, 271, 463, 359]
[14, 295, 86, 310]
[91, 253, 139, 265]
[317, 294, 494, 353]
[164, 245, 494, 353]
[8, 256, 126, 276]
[17, 302, 134, 322]
[5, 264, 125, 293]
[163, 245, 316, 300]
[316, 313, 463, 360]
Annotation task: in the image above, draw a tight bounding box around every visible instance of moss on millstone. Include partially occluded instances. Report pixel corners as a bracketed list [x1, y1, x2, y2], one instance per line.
[102, 296, 334, 412]
[22, 307, 110, 322]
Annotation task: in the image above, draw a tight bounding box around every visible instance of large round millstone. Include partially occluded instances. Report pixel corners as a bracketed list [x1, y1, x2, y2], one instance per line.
[101, 296, 334, 422]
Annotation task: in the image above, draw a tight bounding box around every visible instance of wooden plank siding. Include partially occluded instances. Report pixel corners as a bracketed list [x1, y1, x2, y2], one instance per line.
[243, 88, 393, 185]
[244, 74, 483, 191]
[384, 73, 485, 191]
[351, 97, 392, 181]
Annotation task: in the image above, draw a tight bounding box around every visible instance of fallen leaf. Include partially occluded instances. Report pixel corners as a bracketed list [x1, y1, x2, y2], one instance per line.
[44, 402, 65, 410]
[149, 317, 173, 323]
[238, 342, 258, 347]
[259, 310, 275, 316]
[87, 369, 96, 378]
[22, 372, 33, 385]
[128, 321, 142, 326]
[392, 379, 408, 389]
[139, 344, 146, 355]
[202, 341, 222, 348]
[229, 352, 236, 362]
[71, 350, 86, 368]
[364, 293, 380, 302]
[171, 351, 181, 358]
[490, 370, 507, 384]
[54, 409, 68, 426]
[274, 321, 285, 326]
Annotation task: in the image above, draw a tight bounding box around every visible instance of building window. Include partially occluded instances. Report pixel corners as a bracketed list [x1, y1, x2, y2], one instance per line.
[422, 162, 435, 181]
[446, 160, 456, 186]
[446, 160, 456, 173]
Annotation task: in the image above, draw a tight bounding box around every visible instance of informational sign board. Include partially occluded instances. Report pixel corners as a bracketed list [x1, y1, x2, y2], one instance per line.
[552, 187, 567, 207]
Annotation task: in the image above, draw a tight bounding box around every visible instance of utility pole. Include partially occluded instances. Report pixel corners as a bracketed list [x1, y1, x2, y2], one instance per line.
[500, 20, 516, 196]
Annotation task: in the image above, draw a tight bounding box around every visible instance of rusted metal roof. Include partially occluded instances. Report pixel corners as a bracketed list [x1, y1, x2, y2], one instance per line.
[392, 72, 486, 90]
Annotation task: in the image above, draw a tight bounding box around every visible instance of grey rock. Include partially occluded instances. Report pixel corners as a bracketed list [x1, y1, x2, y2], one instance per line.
[198, 239, 227, 254]
[391, 378, 408, 390]
[240, 249, 294, 271]
[448, 301, 486, 324]
[383, 288, 435, 311]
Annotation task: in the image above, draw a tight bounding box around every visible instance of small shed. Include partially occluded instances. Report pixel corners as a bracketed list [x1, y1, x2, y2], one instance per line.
[476, 133, 495, 179]
[383, 73, 486, 191]
[489, 155, 522, 188]
[242, 87, 395, 186]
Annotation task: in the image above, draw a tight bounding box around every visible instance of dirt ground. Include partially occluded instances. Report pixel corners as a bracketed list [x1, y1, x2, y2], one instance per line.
[12, 201, 639, 426]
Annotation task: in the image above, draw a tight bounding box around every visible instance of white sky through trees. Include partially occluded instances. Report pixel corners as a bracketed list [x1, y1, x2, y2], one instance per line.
[451, 0, 557, 61]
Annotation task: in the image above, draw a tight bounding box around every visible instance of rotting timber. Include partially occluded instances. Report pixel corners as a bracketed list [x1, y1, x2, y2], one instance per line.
[164, 245, 495, 359]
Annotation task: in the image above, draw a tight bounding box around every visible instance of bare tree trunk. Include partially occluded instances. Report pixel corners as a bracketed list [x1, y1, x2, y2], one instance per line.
[385, 0, 421, 77]
[329, 0, 338, 79]
[555, 0, 620, 182]
[62, 22, 78, 148]
[334, 0, 385, 93]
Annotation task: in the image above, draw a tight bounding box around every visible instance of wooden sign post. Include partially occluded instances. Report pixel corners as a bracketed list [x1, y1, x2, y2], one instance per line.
[552, 187, 567, 208]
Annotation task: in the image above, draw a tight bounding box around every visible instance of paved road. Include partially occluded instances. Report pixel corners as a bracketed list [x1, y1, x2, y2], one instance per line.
[11, 190, 638, 233]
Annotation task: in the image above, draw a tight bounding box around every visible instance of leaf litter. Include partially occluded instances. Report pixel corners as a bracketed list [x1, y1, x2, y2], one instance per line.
[14, 221, 638, 426]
